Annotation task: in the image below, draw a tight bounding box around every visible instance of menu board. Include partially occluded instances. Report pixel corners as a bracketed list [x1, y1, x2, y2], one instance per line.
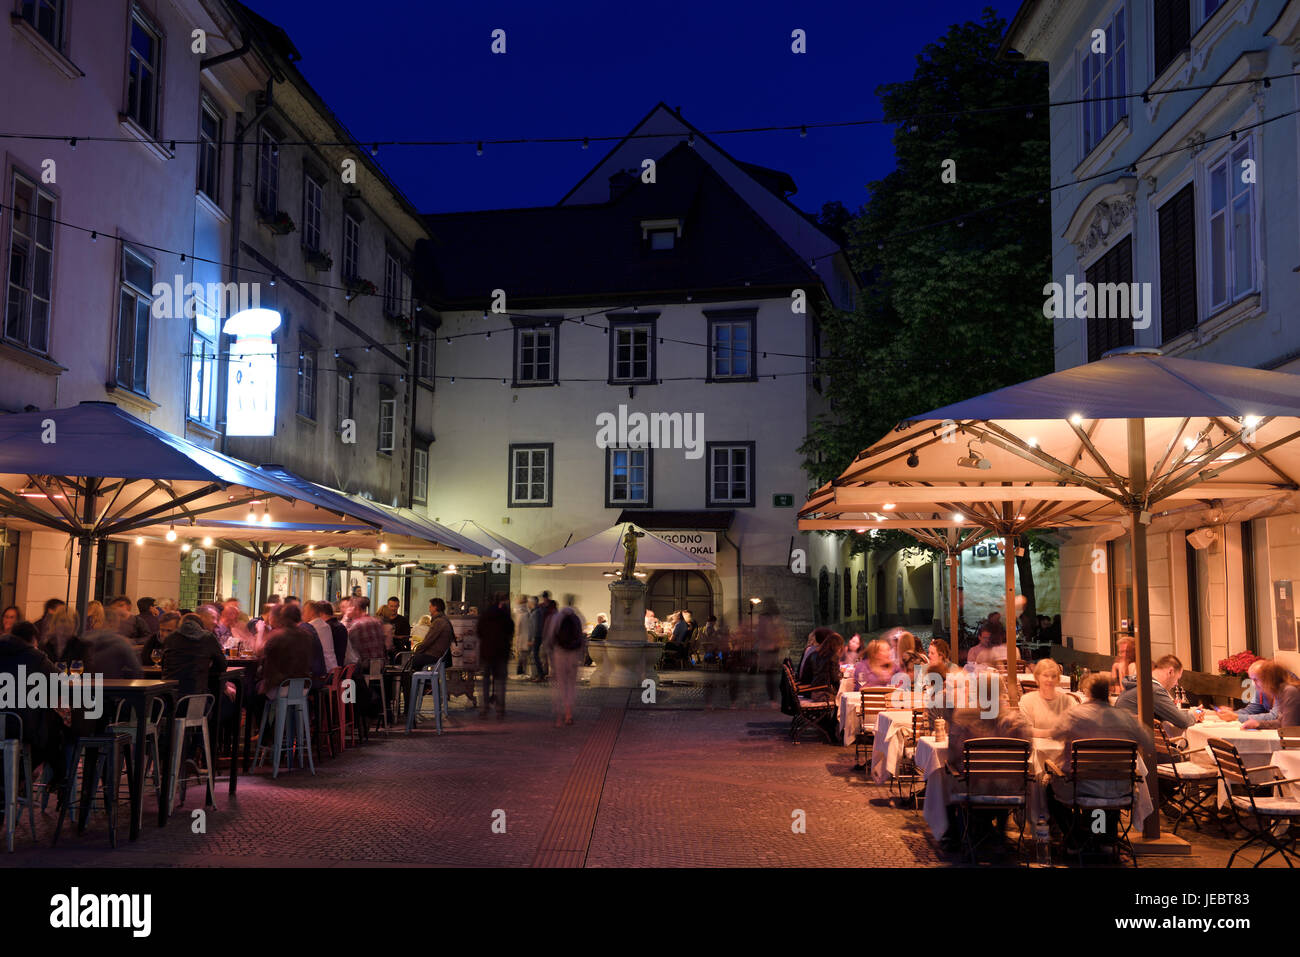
[448, 615, 480, 670]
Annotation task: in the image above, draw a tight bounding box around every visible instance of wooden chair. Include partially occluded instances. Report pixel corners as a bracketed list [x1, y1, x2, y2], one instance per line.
[946, 737, 1032, 864]
[779, 660, 836, 744]
[1046, 739, 1140, 867]
[889, 708, 933, 807]
[853, 686, 899, 770]
[1153, 721, 1217, 833]
[1207, 737, 1300, 868]
[1279, 727, 1300, 751]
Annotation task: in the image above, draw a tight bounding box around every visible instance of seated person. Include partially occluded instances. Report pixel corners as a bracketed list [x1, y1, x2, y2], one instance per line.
[142, 611, 179, 664]
[589, 614, 608, 640]
[1111, 636, 1138, 691]
[966, 626, 997, 668]
[1017, 658, 1076, 734]
[801, 633, 843, 703]
[85, 628, 143, 679]
[38, 608, 89, 666]
[1240, 662, 1300, 730]
[163, 612, 227, 698]
[1048, 674, 1152, 848]
[927, 638, 962, 676]
[798, 628, 832, 683]
[854, 638, 910, 691]
[664, 611, 691, 666]
[895, 632, 927, 671]
[0, 622, 67, 788]
[1115, 654, 1201, 730]
[1215, 659, 1280, 723]
[840, 633, 863, 666]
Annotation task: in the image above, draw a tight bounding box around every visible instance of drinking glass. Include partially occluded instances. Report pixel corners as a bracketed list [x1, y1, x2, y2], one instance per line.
[151, 649, 163, 666]
[70, 660, 84, 677]
[56, 662, 67, 675]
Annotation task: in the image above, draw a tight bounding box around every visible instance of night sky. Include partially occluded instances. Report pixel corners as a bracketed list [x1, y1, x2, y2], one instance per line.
[246, 0, 1023, 217]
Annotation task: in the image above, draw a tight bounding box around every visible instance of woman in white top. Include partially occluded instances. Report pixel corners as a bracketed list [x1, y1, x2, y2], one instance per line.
[1017, 658, 1076, 734]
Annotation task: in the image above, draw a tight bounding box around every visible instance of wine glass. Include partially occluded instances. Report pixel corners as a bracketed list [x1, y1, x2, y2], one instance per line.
[70, 659, 84, 677]
[151, 649, 163, 666]
[56, 662, 67, 675]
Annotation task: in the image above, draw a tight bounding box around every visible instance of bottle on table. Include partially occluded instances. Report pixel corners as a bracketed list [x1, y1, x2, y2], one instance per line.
[1034, 816, 1051, 866]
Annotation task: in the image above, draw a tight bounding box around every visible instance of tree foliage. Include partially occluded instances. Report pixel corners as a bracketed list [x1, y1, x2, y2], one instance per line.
[802, 8, 1053, 486]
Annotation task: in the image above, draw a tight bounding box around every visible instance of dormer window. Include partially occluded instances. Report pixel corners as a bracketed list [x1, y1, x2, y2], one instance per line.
[641, 218, 682, 251]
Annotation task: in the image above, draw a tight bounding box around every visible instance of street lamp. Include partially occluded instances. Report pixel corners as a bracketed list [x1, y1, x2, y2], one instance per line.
[748, 596, 762, 630]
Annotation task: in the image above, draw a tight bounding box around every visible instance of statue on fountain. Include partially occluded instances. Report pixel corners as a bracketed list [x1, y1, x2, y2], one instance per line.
[619, 525, 645, 581]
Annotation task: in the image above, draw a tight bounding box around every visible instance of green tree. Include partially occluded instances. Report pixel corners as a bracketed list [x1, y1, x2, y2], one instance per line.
[802, 7, 1052, 484]
[802, 9, 1055, 637]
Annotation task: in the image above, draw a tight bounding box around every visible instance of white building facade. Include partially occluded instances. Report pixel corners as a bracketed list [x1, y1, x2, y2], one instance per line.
[416, 106, 859, 637]
[1005, 0, 1300, 671]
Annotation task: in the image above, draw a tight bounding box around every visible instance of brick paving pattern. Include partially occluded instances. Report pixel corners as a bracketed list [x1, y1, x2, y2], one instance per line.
[0, 672, 1287, 868]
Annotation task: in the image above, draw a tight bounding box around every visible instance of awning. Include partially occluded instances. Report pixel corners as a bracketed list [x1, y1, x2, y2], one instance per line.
[530, 523, 711, 570]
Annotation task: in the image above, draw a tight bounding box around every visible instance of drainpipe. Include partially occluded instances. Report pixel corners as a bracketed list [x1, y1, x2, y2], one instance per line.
[721, 529, 742, 629]
[199, 39, 252, 72]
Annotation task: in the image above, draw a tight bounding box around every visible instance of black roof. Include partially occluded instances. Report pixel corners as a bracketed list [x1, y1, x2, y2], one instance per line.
[417, 143, 819, 309]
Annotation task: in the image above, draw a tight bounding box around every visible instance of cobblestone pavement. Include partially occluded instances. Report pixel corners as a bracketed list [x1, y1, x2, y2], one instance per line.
[0, 671, 1285, 868]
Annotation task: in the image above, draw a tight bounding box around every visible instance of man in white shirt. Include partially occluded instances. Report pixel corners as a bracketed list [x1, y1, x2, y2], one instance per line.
[303, 599, 337, 672]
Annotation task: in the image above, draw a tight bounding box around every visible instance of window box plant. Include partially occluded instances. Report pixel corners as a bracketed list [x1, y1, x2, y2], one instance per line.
[305, 247, 333, 271]
[1218, 650, 1262, 677]
[258, 209, 296, 235]
[344, 276, 377, 298]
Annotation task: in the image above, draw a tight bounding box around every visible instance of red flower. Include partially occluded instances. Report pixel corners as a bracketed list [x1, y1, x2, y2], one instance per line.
[1218, 650, 1261, 677]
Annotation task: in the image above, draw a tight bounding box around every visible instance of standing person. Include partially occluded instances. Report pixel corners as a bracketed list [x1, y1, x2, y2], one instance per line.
[323, 601, 350, 667]
[754, 599, 787, 706]
[33, 598, 64, 644]
[385, 596, 411, 651]
[544, 597, 586, 727]
[477, 594, 514, 718]
[304, 601, 338, 672]
[529, 595, 547, 681]
[512, 595, 532, 676]
[345, 596, 390, 669]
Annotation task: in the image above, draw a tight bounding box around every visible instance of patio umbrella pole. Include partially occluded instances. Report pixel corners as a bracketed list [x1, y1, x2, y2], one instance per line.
[1003, 529, 1019, 704]
[74, 478, 98, 631]
[1127, 417, 1161, 840]
[948, 546, 959, 653]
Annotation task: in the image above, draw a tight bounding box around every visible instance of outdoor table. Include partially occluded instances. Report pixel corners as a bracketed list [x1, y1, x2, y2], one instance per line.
[912, 735, 1152, 842]
[1182, 716, 1282, 804]
[100, 678, 178, 841]
[869, 709, 920, 782]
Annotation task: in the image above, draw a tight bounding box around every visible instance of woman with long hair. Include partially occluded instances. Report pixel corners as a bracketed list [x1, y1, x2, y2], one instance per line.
[805, 632, 844, 702]
[1, 605, 22, 635]
[85, 600, 106, 631]
[1111, 636, 1137, 690]
[926, 637, 961, 675]
[840, 633, 864, 666]
[41, 608, 87, 663]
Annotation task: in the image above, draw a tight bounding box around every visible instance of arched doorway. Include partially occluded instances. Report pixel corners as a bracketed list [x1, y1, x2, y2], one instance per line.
[646, 570, 713, 623]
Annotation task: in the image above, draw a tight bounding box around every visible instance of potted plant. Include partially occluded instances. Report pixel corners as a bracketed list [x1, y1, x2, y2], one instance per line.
[258, 209, 295, 236]
[391, 313, 413, 335]
[305, 247, 333, 271]
[344, 276, 377, 298]
[1218, 650, 1262, 677]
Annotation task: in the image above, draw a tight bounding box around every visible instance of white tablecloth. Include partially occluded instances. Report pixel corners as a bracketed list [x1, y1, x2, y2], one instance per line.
[836, 692, 926, 746]
[1183, 718, 1281, 768]
[912, 735, 1152, 841]
[1271, 750, 1300, 800]
[869, 710, 919, 783]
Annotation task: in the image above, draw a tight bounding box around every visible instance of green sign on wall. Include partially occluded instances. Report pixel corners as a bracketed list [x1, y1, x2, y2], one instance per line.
[773, 494, 794, 508]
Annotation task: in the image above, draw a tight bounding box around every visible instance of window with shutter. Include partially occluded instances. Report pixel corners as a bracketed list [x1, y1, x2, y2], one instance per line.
[1158, 184, 1198, 343]
[1084, 236, 1134, 362]
[1152, 0, 1191, 79]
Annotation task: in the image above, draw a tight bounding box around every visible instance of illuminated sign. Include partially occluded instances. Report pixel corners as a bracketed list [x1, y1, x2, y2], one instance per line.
[224, 308, 280, 437]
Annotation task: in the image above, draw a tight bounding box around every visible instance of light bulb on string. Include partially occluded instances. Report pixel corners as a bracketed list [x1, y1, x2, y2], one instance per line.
[202, 536, 213, 547]
[181, 542, 192, 553]
[476, 142, 483, 156]
[165, 525, 177, 542]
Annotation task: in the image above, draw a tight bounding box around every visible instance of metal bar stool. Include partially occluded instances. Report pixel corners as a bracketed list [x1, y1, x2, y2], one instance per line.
[167, 694, 217, 813]
[1, 712, 37, 852]
[253, 679, 315, 778]
[108, 696, 166, 807]
[406, 662, 445, 734]
[52, 731, 131, 848]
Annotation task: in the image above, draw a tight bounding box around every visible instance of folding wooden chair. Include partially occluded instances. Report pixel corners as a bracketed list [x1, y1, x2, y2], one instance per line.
[947, 736, 1032, 864]
[779, 660, 836, 744]
[1153, 721, 1217, 833]
[1208, 737, 1300, 868]
[1047, 738, 1140, 867]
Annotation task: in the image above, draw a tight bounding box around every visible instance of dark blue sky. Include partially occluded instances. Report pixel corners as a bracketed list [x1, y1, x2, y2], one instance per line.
[248, 0, 1022, 216]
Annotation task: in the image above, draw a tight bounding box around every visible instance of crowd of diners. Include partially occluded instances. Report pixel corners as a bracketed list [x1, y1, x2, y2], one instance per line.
[0, 591, 440, 805]
[791, 621, 1300, 853]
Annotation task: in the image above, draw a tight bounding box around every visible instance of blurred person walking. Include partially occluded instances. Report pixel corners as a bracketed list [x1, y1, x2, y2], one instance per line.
[544, 596, 586, 726]
[478, 594, 514, 718]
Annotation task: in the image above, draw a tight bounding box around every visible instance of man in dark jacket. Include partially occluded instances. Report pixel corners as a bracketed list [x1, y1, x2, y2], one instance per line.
[130, 597, 160, 643]
[528, 595, 547, 681]
[0, 622, 66, 786]
[477, 594, 514, 718]
[163, 613, 227, 698]
[322, 601, 350, 668]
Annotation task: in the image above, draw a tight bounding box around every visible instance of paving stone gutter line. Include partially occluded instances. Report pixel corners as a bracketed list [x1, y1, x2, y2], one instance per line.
[530, 698, 629, 867]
